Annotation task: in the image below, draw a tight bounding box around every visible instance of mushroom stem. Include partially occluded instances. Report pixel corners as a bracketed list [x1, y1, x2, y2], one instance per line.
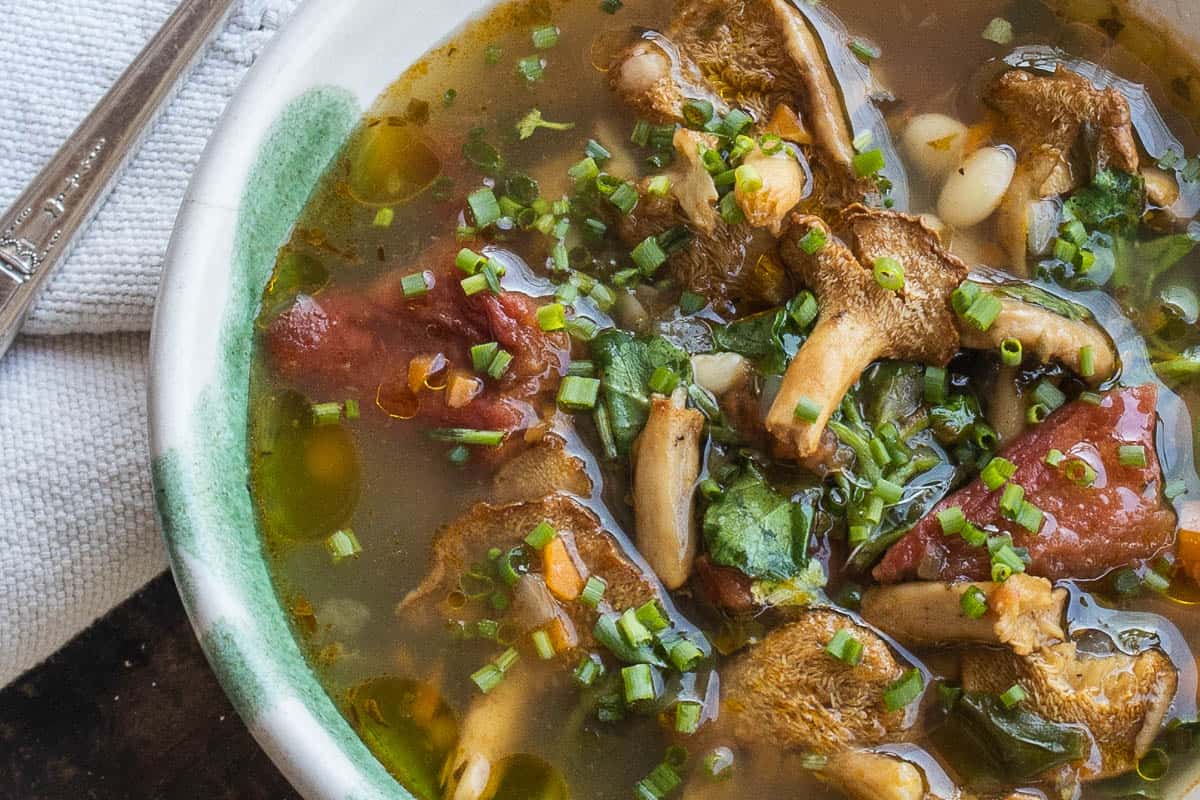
[766, 312, 884, 458]
[633, 393, 704, 589]
[442, 668, 534, 800]
[819, 751, 925, 800]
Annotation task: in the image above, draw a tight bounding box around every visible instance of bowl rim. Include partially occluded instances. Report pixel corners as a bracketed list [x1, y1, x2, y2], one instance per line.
[149, 1, 491, 797]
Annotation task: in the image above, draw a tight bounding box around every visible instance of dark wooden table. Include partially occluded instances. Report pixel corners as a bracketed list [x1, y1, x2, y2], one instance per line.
[0, 573, 301, 800]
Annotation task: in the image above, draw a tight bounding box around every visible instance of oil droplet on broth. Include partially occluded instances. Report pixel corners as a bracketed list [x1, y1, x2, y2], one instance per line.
[348, 122, 442, 207]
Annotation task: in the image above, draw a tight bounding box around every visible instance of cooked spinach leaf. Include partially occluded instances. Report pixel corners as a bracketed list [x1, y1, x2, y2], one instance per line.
[592, 330, 691, 457]
[933, 691, 1089, 788]
[703, 464, 805, 580]
[710, 307, 804, 375]
[1065, 169, 1145, 234]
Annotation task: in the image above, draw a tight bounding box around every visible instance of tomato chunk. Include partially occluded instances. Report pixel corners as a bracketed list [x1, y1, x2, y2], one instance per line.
[874, 384, 1176, 583]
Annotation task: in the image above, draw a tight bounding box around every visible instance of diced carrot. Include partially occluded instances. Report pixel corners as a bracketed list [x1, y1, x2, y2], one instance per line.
[445, 372, 482, 409]
[407, 353, 447, 394]
[765, 103, 812, 145]
[547, 615, 578, 653]
[543, 536, 585, 601]
[1176, 502, 1200, 583]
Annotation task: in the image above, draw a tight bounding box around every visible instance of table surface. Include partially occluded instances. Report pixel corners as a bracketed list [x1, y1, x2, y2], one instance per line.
[0, 573, 301, 800]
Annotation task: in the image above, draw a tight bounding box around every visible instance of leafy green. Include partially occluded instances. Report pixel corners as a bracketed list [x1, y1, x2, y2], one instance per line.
[703, 464, 805, 581]
[592, 330, 691, 457]
[992, 281, 1092, 321]
[932, 691, 1089, 788]
[1064, 169, 1145, 234]
[710, 307, 804, 375]
[929, 394, 984, 445]
[860, 362, 923, 426]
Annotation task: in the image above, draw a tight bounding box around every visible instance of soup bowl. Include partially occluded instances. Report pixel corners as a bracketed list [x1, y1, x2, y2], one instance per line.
[149, 0, 1200, 797]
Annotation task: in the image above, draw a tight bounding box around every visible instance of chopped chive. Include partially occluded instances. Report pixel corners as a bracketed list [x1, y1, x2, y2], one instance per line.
[729, 134, 756, 163]
[467, 188, 501, 227]
[873, 257, 905, 292]
[991, 544, 1027, 580]
[721, 108, 753, 138]
[470, 663, 504, 693]
[960, 586, 988, 619]
[516, 54, 545, 82]
[566, 318, 599, 342]
[798, 227, 827, 255]
[532, 629, 555, 660]
[869, 436, 890, 466]
[622, 663, 657, 703]
[999, 483, 1026, 519]
[951, 281, 981, 315]
[1064, 458, 1097, 487]
[568, 156, 600, 183]
[924, 366, 948, 404]
[373, 207, 394, 227]
[961, 522, 987, 547]
[636, 760, 682, 798]
[759, 133, 784, 155]
[574, 655, 604, 687]
[793, 396, 822, 423]
[456, 247, 486, 274]
[428, 428, 505, 446]
[557, 375, 601, 411]
[1015, 500, 1044, 534]
[718, 191, 745, 224]
[938, 506, 966, 536]
[1078, 248, 1097, 274]
[525, 521, 557, 549]
[1053, 237, 1078, 264]
[852, 148, 885, 177]
[618, 607, 652, 647]
[344, 398, 360, 420]
[646, 175, 672, 197]
[312, 402, 343, 426]
[537, 302, 567, 331]
[648, 365, 680, 395]
[849, 38, 881, 62]
[590, 283, 617, 312]
[1079, 391, 1102, 405]
[608, 182, 639, 215]
[1119, 444, 1148, 468]
[962, 292, 1003, 332]
[567, 360, 595, 378]
[675, 701, 703, 734]
[863, 494, 885, 525]
[1079, 345, 1096, 378]
[325, 529, 362, 562]
[734, 164, 762, 193]
[874, 478, 904, 505]
[632, 236, 669, 275]
[1027, 403, 1049, 424]
[974, 422, 999, 452]
[487, 349, 513, 380]
[789, 290, 819, 329]
[494, 646, 520, 673]
[668, 638, 704, 672]
[531, 24, 559, 49]
[848, 525, 870, 546]
[999, 683, 1027, 709]
[1032, 380, 1066, 411]
[400, 271, 432, 298]
[1061, 219, 1088, 246]
[1000, 337, 1023, 367]
[1044, 449, 1065, 467]
[980, 456, 1017, 491]
[585, 138, 612, 162]
[1144, 570, 1171, 594]
[883, 668, 924, 712]
[580, 575, 607, 608]
[635, 599, 670, 632]
[825, 629, 864, 666]
[682, 98, 714, 126]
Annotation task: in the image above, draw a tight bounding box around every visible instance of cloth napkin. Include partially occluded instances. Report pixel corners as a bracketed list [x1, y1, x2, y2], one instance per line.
[0, 0, 301, 686]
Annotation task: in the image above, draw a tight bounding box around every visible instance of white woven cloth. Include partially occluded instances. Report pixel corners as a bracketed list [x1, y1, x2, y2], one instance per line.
[0, 0, 300, 686]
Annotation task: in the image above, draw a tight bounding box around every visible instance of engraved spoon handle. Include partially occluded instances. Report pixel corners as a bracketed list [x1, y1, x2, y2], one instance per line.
[0, 0, 237, 358]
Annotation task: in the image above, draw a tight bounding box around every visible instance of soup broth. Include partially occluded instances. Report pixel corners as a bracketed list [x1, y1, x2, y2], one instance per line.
[248, 0, 1200, 797]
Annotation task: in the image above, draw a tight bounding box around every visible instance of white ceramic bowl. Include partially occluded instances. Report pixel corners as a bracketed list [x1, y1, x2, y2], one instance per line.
[149, 1, 1200, 798]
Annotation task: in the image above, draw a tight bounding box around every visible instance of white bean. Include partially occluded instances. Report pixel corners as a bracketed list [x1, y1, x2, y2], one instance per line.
[938, 146, 1016, 229]
[690, 352, 748, 396]
[901, 113, 969, 180]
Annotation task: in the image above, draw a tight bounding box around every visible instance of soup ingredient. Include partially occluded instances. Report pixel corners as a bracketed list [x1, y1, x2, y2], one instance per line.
[960, 642, 1178, 778]
[818, 751, 925, 800]
[491, 437, 592, 504]
[592, 330, 691, 457]
[667, 129, 721, 234]
[767, 206, 969, 458]
[633, 394, 704, 589]
[398, 495, 661, 646]
[937, 146, 1017, 229]
[690, 352, 749, 397]
[702, 463, 808, 581]
[876, 385, 1176, 583]
[861, 574, 1067, 656]
[734, 143, 807, 234]
[901, 113, 969, 181]
[956, 288, 1116, 383]
[985, 65, 1139, 272]
[443, 668, 535, 800]
[720, 610, 919, 797]
[934, 690, 1090, 785]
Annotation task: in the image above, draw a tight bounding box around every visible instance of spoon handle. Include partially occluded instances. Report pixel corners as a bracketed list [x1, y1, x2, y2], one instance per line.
[0, 0, 236, 359]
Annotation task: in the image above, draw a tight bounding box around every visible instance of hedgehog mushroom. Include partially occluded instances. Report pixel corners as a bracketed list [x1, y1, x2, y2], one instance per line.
[633, 391, 705, 589]
[767, 205, 968, 458]
[766, 205, 1119, 460]
[719, 609, 925, 800]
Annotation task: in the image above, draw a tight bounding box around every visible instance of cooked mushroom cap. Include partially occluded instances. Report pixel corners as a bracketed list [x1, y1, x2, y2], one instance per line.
[668, 128, 722, 235]
[397, 495, 659, 649]
[491, 435, 592, 504]
[861, 574, 1067, 656]
[722, 609, 911, 754]
[961, 642, 1177, 779]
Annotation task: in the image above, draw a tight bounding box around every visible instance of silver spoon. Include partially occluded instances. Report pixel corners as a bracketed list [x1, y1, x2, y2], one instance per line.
[0, 0, 236, 359]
